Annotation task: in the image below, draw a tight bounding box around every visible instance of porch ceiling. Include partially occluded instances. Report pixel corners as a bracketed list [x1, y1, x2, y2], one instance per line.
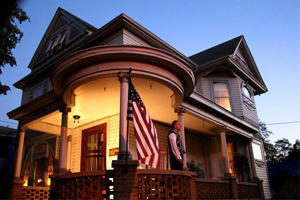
[26, 77, 177, 133]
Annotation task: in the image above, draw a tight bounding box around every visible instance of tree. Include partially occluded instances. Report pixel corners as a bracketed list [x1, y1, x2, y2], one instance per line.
[274, 138, 293, 162]
[0, 1, 29, 95]
[258, 120, 273, 142]
[264, 142, 278, 163]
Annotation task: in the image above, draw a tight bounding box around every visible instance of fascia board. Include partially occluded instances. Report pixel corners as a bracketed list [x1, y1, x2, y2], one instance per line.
[185, 92, 259, 133]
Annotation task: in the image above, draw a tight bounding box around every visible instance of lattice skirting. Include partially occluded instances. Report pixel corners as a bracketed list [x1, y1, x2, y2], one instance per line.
[137, 174, 191, 199]
[196, 181, 231, 199]
[238, 184, 261, 199]
[22, 187, 50, 200]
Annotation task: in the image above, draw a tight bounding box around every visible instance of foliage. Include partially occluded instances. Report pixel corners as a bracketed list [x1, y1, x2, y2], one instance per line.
[264, 142, 278, 163]
[187, 160, 205, 178]
[265, 138, 296, 163]
[232, 153, 250, 182]
[258, 120, 273, 142]
[0, 2, 29, 95]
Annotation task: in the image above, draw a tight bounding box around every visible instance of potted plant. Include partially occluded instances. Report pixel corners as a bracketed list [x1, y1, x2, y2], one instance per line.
[187, 160, 205, 178]
[233, 153, 250, 181]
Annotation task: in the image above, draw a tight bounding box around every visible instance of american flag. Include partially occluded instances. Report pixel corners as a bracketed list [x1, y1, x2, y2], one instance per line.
[127, 79, 160, 168]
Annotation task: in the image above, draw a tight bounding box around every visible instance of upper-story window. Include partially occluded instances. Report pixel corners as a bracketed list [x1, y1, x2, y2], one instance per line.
[242, 85, 251, 98]
[38, 17, 85, 62]
[212, 81, 232, 111]
[29, 80, 52, 101]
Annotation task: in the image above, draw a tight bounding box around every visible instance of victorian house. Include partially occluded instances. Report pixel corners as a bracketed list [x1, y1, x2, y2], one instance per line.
[8, 8, 271, 199]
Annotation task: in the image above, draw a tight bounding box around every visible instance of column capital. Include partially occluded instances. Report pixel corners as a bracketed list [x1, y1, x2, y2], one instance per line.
[219, 126, 227, 132]
[175, 107, 186, 115]
[118, 72, 130, 82]
[18, 126, 28, 132]
[59, 106, 71, 114]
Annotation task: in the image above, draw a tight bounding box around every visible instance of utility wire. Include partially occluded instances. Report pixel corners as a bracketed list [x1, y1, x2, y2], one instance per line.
[266, 121, 300, 125]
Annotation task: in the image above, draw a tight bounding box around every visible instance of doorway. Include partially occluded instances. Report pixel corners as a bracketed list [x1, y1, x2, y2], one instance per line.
[81, 123, 107, 171]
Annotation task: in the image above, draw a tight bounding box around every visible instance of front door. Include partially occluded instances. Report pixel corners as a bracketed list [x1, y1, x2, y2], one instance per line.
[81, 123, 106, 171]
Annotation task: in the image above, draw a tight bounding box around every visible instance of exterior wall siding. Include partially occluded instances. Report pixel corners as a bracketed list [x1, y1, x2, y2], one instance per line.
[256, 163, 272, 199]
[70, 114, 119, 172]
[238, 78, 259, 126]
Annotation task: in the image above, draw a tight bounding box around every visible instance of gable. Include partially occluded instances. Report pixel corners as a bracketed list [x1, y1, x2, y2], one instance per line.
[96, 28, 152, 47]
[29, 8, 97, 70]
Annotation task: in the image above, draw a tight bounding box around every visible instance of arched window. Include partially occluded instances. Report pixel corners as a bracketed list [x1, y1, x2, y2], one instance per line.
[22, 143, 55, 187]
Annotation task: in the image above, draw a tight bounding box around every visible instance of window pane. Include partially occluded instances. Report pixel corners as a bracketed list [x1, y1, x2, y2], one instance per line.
[213, 82, 232, 111]
[252, 143, 263, 160]
[34, 158, 45, 186]
[35, 85, 43, 97]
[213, 83, 229, 97]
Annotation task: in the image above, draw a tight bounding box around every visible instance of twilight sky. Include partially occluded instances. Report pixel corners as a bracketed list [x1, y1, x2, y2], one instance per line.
[0, 0, 299, 144]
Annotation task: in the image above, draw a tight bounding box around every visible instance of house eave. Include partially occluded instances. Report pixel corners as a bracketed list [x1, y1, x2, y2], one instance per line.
[186, 92, 259, 133]
[85, 13, 198, 70]
[196, 56, 267, 94]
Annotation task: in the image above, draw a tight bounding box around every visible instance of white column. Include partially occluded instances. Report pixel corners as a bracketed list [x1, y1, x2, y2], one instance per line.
[66, 135, 72, 171]
[175, 108, 187, 169]
[118, 73, 130, 160]
[14, 126, 26, 179]
[59, 107, 70, 174]
[220, 127, 231, 176]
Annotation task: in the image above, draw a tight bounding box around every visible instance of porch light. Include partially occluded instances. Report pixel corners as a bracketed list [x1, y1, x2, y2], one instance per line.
[73, 115, 80, 124]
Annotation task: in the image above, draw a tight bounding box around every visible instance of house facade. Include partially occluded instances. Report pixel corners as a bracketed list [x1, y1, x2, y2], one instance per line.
[8, 8, 271, 199]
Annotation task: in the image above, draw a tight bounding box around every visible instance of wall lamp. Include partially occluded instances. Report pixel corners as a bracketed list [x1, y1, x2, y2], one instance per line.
[73, 115, 80, 124]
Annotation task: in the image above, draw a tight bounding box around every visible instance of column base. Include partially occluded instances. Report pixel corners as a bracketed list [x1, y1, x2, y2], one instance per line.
[118, 151, 132, 160]
[8, 178, 24, 200]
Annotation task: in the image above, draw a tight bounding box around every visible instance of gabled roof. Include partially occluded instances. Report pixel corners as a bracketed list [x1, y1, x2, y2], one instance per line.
[27, 7, 97, 70]
[189, 35, 243, 66]
[189, 35, 267, 94]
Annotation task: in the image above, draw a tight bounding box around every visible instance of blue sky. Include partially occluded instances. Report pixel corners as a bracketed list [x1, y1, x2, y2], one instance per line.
[0, 0, 299, 144]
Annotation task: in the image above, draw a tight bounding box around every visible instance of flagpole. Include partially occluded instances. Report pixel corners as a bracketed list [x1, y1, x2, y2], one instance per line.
[124, 68, 132, 174]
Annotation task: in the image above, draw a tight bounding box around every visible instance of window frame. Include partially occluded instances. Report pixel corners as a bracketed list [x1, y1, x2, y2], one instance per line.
[28, 80, 52, 101]
[211, 80, 233, 112]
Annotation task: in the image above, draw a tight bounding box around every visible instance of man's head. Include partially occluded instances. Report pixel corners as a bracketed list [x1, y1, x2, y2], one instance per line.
[172, 120, 181, 131]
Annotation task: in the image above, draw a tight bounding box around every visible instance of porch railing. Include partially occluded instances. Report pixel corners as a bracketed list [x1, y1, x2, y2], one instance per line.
[50, 170, 114, 199]
[21, 186, 50, 200]
[237, 181, 262, 199]
[195, 178, 232, 199]
[137, 169, 193, 199]
[42, 167, 264, 200]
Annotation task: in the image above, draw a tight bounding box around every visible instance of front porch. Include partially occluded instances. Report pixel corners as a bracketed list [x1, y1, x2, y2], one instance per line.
[42, 165, 263, 199]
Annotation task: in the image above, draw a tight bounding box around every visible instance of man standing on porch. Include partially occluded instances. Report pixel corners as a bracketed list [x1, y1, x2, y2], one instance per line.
[168, 120, 186, 170]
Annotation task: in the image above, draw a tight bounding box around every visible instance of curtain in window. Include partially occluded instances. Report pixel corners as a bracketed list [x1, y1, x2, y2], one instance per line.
[213, 82, 232, 111]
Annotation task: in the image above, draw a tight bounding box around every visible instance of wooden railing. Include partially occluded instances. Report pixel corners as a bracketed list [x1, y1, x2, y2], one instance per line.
[137, 169, 194, 199]
[237, 181, 262, 199]
[50, 170, 114, 199]
[22, 186, 50, 200]
[195, 178, 232, 199]
[46, 167, 264, 200]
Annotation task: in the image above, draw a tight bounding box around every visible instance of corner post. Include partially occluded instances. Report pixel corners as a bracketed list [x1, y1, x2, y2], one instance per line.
[59, 106, 71, 174]
[118, 73, 131, 160]
[219, 126, 231, 176]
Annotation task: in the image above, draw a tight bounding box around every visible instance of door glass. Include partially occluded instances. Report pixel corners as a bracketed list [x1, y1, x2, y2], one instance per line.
[85, 132, 104, 171]
[33, 158, 45, 186]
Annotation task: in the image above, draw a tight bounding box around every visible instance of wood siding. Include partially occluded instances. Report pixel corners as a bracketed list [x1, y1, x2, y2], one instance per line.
[99, 28, 151, 47]
[195, 70, 259, 126]
[70, 114, 119, 172]
[256, 163, 272, 199]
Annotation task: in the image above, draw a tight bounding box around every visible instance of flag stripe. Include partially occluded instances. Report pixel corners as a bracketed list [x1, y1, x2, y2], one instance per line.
[127, 79, 160, 168]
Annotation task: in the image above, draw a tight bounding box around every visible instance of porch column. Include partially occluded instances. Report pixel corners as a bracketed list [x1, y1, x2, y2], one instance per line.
[220, 126, 231, 176]
[13, 126, 27, 179]
[247, 139, 259, 179]
[175, 107, 187, 169]
[118, 73, 130, 160]
[59, 107, 71, 174]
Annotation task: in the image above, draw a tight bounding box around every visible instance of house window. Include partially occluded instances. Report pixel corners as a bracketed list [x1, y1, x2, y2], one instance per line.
[29, 80, 52, 101]
[46, 31, 66, 56]
[213, 81, 232, 111]
[242, 85, 252, 99]
[22, 143, 55, 187]
[252, 142, 263, 160]
[227, 142, 237, 174]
